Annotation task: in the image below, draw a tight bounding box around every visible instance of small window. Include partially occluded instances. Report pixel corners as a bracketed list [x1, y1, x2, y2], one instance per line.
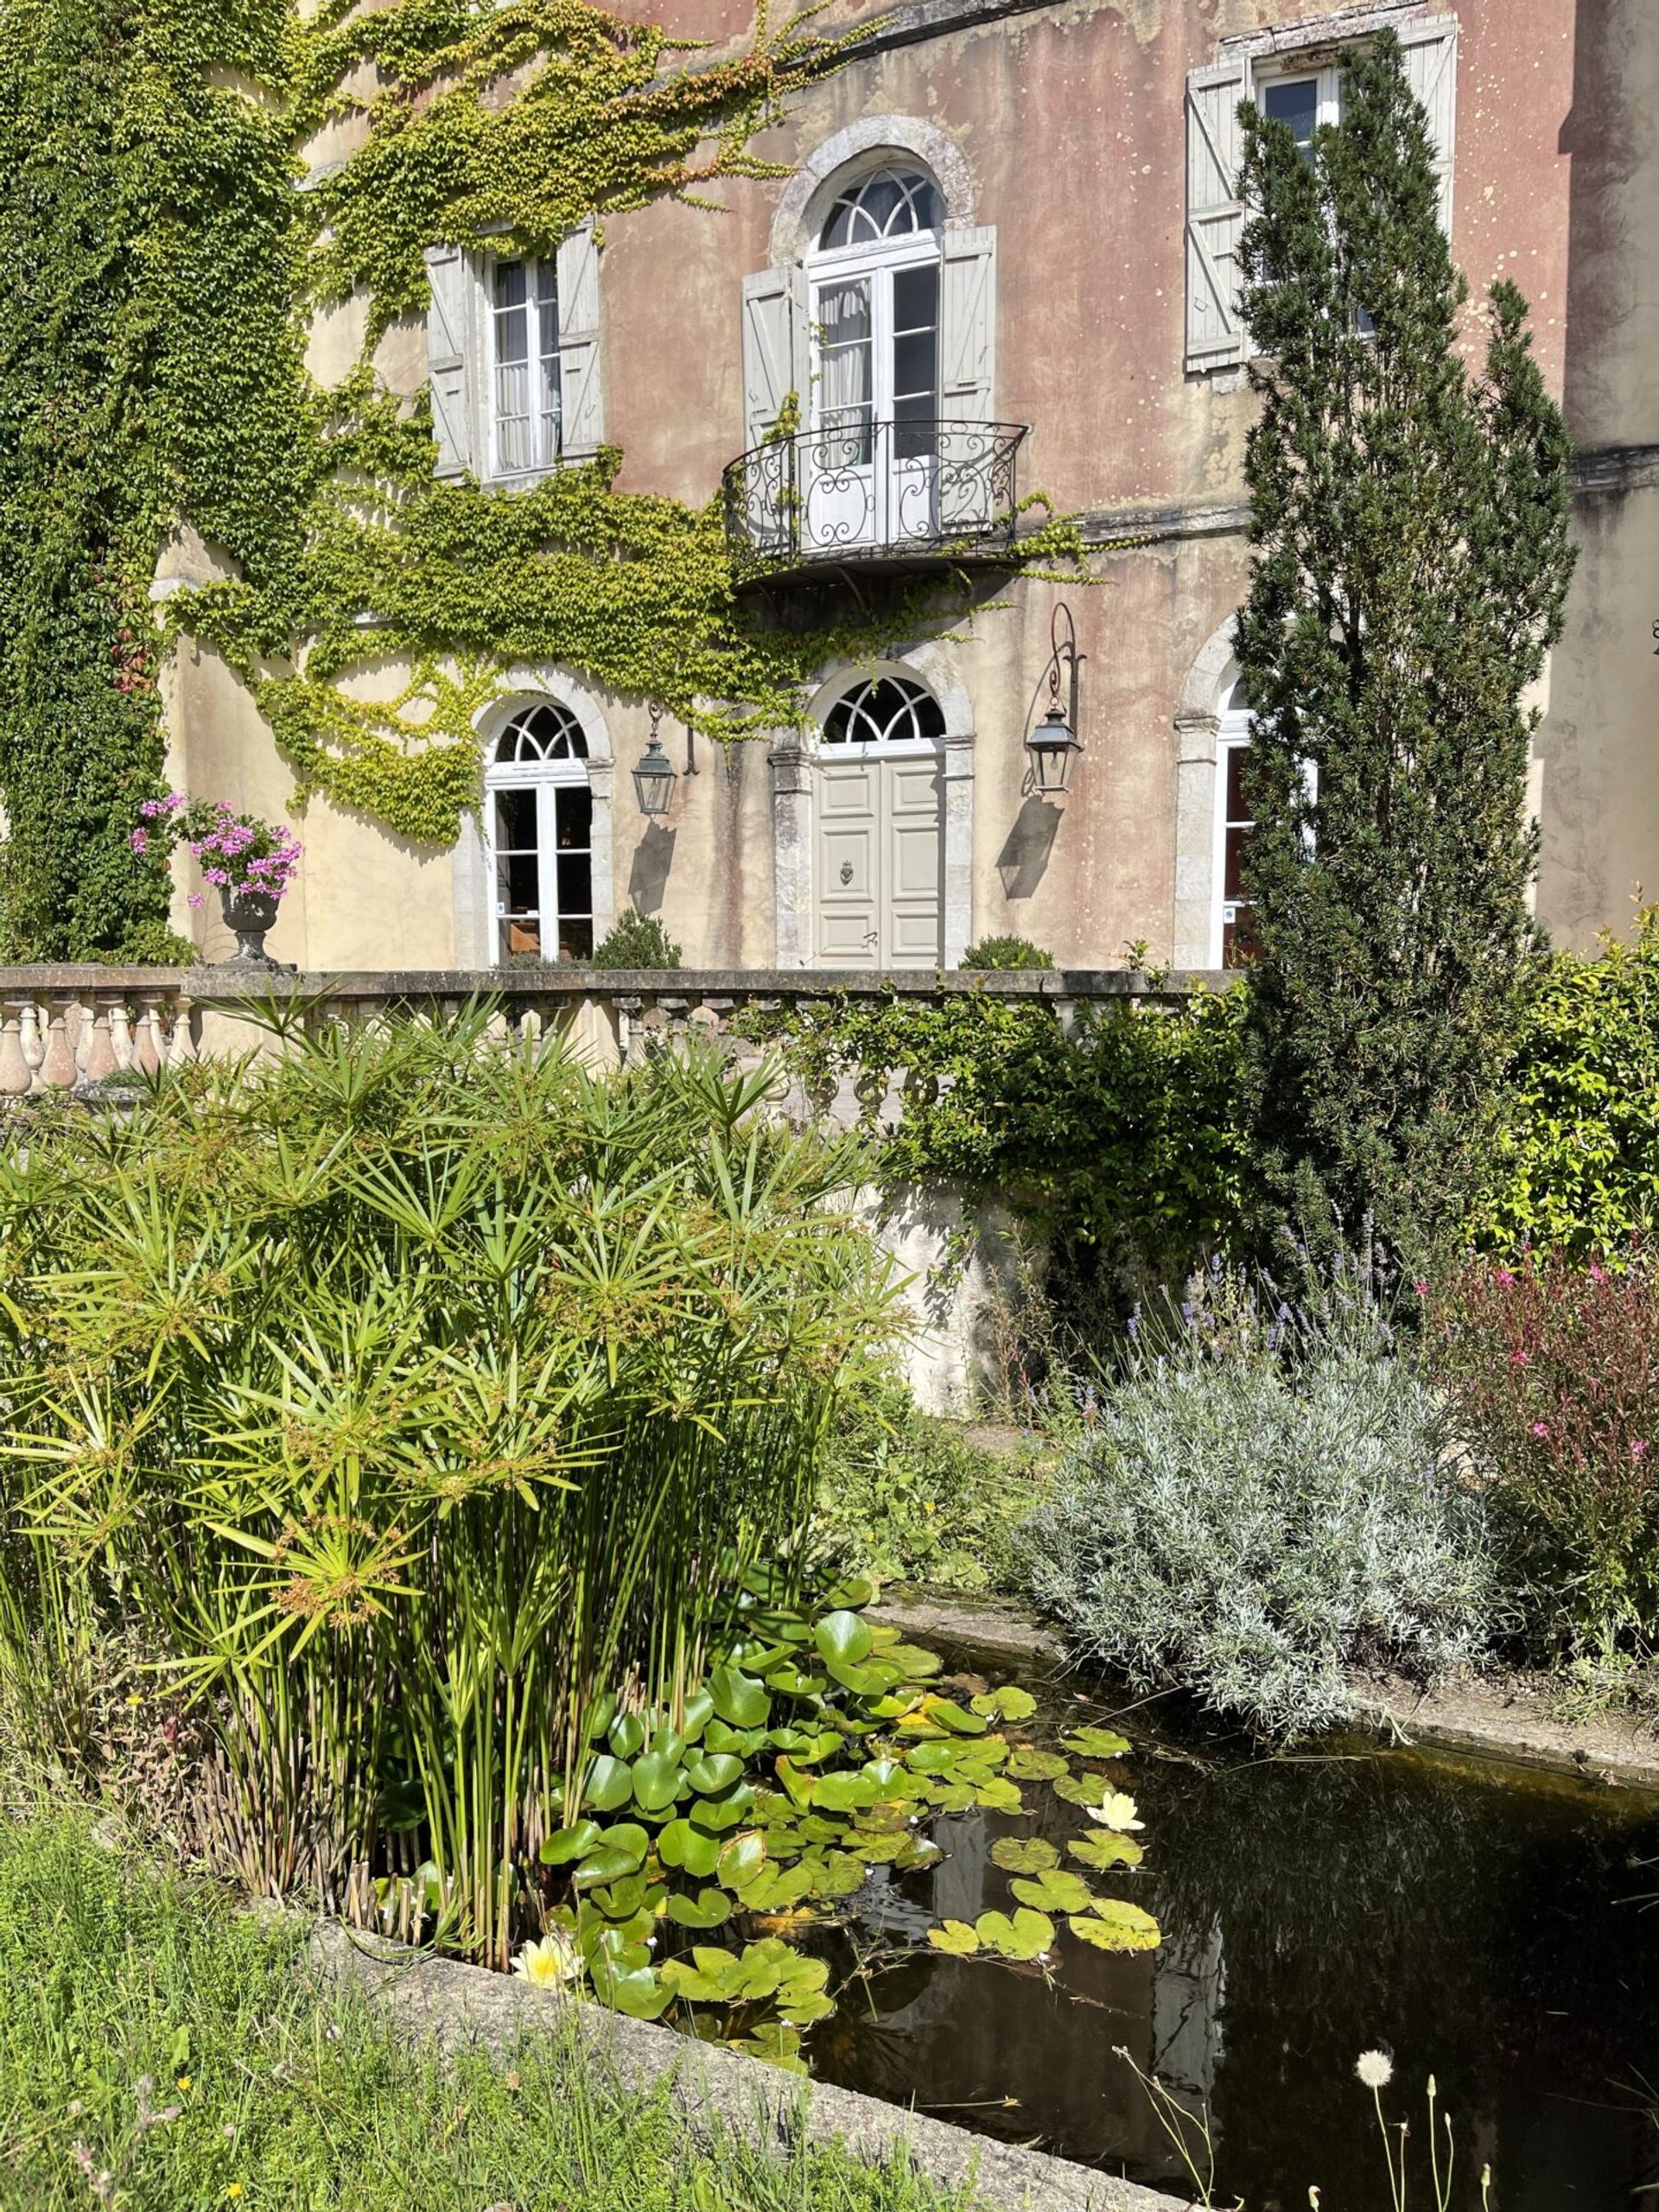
[818, 168, 944, 251]
[493, 702, 588, 765]
[822, 675, 947, 748]
[1215, 677, 1258, 968]
[491, 257, 562, 476]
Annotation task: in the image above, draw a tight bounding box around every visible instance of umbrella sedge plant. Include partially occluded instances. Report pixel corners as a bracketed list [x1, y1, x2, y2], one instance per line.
[0, 1006, 895, 1968]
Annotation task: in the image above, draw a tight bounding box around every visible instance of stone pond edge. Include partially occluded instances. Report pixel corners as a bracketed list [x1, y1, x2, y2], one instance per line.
[868, 1593, 1659, 1796]
[309, 1923, 1191, 2212]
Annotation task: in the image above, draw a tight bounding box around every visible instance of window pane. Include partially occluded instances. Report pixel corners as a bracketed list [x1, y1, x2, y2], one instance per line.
[1263, 76, 1319, 157]
[555, 787, 592, 849]
[893, 329, 938, 404]
[1223, 822, 1251, 901]
[892, 263, 939, 334]
[494, 788, 537, 849]
[505, 917, 543, 958]
[1224, 743, 1251, 821]
[559, 915, 594, 963]
[493, 260, 529, 313]
[499, 850, 540, 912]
[556, 850, 593, 915]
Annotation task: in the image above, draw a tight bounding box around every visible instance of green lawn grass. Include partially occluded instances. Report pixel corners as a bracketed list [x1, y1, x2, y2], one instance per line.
[0, 1810, 965, 2212]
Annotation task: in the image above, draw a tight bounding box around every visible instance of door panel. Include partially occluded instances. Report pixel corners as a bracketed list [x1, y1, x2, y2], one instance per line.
[816, 761, 880, 967]
[814, 753, 944, 969]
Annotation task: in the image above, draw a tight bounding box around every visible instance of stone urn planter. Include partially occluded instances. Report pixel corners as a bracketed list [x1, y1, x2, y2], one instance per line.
[219, 884, 290, 969]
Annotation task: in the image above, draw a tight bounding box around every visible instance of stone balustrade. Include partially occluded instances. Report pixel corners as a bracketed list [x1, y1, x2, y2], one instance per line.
[0, 964, 1224, 1109]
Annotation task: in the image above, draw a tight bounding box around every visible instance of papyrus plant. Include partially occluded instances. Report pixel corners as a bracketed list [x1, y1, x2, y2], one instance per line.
[0, 1007, 894, 1966]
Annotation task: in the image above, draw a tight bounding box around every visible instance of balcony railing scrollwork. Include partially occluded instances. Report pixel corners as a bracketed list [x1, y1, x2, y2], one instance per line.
[722, 417, 1029, 570]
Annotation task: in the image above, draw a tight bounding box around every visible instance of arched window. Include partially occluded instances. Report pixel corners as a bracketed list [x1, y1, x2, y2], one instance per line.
[1214, 673, 1257, 967]
[486, 702, 594, 963]
[822, 674, 948, 750]
[805, 168, 944, 550]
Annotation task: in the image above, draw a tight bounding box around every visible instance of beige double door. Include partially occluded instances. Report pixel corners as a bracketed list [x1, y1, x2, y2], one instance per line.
[813, 747, 944, 969]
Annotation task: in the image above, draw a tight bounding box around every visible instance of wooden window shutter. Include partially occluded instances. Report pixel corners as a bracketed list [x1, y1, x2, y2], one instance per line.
[741, 264, 806, 449]
[1398, 16, 1459, 235]
[424, 243, 476, 480]
[1185, 56, 1249, 373]
[556, 221, 603, 456]
[940, 226, 997, 421]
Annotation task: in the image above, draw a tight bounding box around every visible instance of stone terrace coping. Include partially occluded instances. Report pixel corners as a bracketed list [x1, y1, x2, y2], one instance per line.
[0, 964, 1225, 1000]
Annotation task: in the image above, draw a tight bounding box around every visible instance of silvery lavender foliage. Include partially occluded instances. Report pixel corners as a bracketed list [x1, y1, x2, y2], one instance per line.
[1024, 1262, 1502, 1738]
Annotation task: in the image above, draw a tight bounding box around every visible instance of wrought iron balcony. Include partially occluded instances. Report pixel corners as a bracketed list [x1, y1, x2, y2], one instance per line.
[722, 418, 1029, 575]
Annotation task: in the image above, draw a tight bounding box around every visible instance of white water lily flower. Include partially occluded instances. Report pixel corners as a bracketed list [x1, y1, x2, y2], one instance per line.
[512, 1930, 582, 1988]
[1086, 1791, 1144, 1833]
[1355, 2050, 1394, 2090]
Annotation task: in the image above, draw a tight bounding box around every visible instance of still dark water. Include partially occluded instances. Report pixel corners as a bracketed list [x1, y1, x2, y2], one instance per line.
[804, 1649, 1659, 2209]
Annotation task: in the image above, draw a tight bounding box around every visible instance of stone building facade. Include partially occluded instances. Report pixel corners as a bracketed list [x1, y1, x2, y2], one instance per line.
[165, 0, 1657, 972]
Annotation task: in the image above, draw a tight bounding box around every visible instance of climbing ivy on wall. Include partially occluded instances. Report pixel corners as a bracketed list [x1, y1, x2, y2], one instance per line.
[0, 0, 1084, 950]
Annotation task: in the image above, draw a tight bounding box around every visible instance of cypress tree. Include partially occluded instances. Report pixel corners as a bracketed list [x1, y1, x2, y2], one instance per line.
[1233, 31, 1575, 1264]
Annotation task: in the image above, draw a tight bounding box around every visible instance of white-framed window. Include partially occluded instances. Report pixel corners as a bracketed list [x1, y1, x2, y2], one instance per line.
[819, 673, 948, 752]
[489, 256, 562, 477]
[1184, 10, 1458, 373]
[486, 702, 594, 963]
[1212, 676, 1257, 967]
[424, 224, 603, 485]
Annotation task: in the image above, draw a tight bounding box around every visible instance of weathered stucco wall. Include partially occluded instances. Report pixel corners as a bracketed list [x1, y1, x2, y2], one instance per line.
[160, 0, 1649, 972]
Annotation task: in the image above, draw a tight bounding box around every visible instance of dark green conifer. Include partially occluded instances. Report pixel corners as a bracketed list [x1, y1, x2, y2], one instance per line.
[1233, 31, 1576, 1262]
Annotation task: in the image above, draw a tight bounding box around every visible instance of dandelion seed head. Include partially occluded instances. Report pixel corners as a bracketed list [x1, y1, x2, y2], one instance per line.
[1356, 2049, 1394, 2090]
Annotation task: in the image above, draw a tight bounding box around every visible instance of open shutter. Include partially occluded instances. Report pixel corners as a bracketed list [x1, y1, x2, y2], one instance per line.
[1185, 56, 1249, 373]
[741, 264, 806, 449]
[940, 226, 996, 421]
[1399, 17, 1459, 235]
[424, 243, 476, 480]
[556, 221, 603, 456]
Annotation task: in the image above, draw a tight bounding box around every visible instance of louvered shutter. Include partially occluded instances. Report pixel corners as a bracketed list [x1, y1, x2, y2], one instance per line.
[556, 221, 603, 456]
[1399, 17, 1459, 235]
[940, 226, 997, 421]
[424, 243, 476, 480]
[1185, 56, 1249, 372]
[741, 264, 806, 449]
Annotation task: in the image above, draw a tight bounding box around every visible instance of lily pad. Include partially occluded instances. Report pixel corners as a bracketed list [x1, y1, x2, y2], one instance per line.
[571, 1845, 645, 1889]
[709, 1664, 771, 1729]
[716, 1829, 768, 1892]
[926, 1919, 981, 1956]
[665, 1886, 733, 1929]
[1010, 1868, 1096, 1915]
[607, 1712, 647, 1758]
[539, 1819, 602, 1866]
[657, 1819, 722, 1878]
[1067, 1831, 1146, 1872]
[582, 1754, 634, 1812]
[690, 1785, 753, 1832]
[630, 1749, 683, 1815]
[971, 1777, 1026, 1814]
[974, 1906, 1054, 1961]
[1005, 1746, 1069, 1782]
[927, 1699, 990, 1736]
[989, 1836, 1059, 1875]
[886, 1643, 944, 1679]
[1052, 1769, 1109, 1808]
[970, 1685, 1038, 1722]
[684, 1752, 744, 1796]
[1060, 1726, 1133, 1759]
[812, 1770, 880, 1814]
[814, 1608, 874, 1668]
[1069, 1899, 1161, 1953]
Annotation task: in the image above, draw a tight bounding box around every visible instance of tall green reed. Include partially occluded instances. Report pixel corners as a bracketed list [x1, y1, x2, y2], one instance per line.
[0, 1008, 894, 1966]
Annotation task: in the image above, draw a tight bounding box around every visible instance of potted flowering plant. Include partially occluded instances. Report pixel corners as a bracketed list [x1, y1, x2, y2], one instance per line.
[131, 794, 302, 965]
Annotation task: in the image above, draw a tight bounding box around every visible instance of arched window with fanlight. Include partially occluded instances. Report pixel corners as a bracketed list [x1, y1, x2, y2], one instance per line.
[813, 673, 948, 969]
[485, 701, 594, 963]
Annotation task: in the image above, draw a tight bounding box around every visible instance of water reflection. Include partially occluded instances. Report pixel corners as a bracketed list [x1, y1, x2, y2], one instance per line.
[807, 1659, 1659, 2210]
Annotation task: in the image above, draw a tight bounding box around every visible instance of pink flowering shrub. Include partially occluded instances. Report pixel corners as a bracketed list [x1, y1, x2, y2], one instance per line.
[1427, 1249, 1659, 1642]
[131, 795, 302, 908]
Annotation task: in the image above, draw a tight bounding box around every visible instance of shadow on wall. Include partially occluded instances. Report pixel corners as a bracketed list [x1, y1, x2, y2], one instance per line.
[628, 823, 677, 913]
[995, 794, 1062, 902]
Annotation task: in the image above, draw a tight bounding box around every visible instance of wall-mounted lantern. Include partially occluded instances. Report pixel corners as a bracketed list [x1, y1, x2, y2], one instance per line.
[1027, 603, 1085, 795]
[632, 702, 677, 817]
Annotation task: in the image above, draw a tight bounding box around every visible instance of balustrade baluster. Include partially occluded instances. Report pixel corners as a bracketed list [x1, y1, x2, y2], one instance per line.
[80, 999, 118, 1084]
[19, 1004, 43, 1087]
[38, 1005, 77, 1090]
[0, 1002, 31, 1097]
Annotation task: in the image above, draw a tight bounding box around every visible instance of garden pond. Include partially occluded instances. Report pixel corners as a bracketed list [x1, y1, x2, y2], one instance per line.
[798, 1639, 1659, 2212]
